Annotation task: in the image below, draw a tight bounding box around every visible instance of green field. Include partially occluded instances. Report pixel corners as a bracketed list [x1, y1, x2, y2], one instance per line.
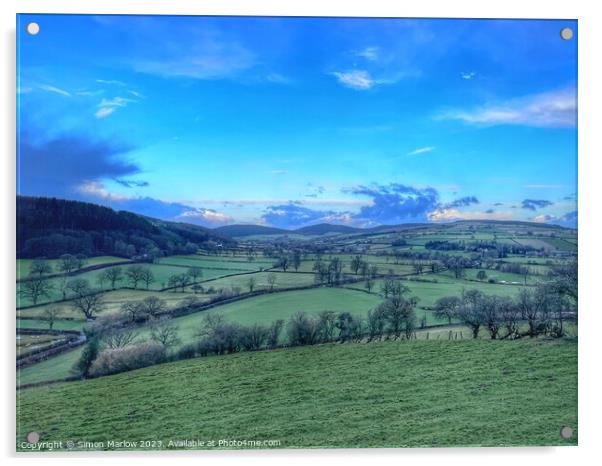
[18, 287, 384, 385]
[17, 338, 577, 450]
[18, 346, 83, 386]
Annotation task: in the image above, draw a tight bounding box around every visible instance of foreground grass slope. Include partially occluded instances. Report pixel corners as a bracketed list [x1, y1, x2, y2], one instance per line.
[17, 338, 577, 449]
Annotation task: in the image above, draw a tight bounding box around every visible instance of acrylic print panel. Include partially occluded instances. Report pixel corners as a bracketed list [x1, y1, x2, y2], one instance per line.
[16, 14, 577, 451]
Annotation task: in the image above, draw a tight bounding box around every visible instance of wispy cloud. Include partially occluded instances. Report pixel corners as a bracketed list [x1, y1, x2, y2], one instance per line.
[525, 184, 566, 189]
[95, 107, 116, 119]
[460, 71, 476, 80]
[95, 96, 138, 119]
[75, 89, 104, 97]
[96, 79, 126, 86]
[407, 146, 435, 156]
[331, 70, 376, 90]
[355, 46, 380, 61]
[134, 36, 255, 80]
[268, 169, 288, 175]
[437, 87, 576, 128]
[38, 84, 71, 97]
[127, 90, 145, 98]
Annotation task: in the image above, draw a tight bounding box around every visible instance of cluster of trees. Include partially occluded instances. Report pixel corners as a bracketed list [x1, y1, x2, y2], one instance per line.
[272, 250, 303, 272]
[312, 257, 347, 285]
[167, 267, 203, 292]
[435, 266, 577, 339]
[21, 261, 207, 310]
[425, 240, 465, 251]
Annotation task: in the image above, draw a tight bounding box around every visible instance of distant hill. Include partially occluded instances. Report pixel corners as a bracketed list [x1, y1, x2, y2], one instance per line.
[214, 218, 575, 238]
[214, 224, 288, 237]
[17, 196, 232, 259]
[294, 223, 363, 235]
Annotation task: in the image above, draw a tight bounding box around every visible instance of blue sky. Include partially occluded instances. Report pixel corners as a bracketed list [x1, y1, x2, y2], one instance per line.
[17, 15, 577, 229]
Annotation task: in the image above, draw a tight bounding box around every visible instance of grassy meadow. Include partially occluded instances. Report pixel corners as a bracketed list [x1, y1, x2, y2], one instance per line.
[17, 338, 577, 450]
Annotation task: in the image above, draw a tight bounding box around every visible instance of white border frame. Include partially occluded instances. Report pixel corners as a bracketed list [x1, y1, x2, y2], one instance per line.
[3, 1, 600, 465]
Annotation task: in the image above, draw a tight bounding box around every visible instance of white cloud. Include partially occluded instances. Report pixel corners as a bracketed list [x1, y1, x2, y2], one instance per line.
[428, 208, 513, 222]
[331, 70, 375, 90]
[95, 107, 116, 119]
[38, 84, 71, 97]
[76, 181, 127, 201]
[437, 87, 576, 128]
[356, 47, 379, 61]
[268, 170, 288, 175]
[177, 209, 233, 225]
[407, 146, 435, 156]
[460, 71, 476, 80]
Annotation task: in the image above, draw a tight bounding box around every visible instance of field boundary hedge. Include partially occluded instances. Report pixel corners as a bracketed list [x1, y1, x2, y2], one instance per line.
[17, 334, 86, 369]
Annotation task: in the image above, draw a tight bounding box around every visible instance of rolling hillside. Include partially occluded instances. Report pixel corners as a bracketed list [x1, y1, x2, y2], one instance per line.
[17, 196, 233, 259]
[17, 338, 577, 450]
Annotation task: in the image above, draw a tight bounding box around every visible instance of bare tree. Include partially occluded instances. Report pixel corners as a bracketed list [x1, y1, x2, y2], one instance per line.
[100, 267, 123, 290]
[292, 251, 302, 272]
[140, 296, 167, 317]
[456, 290, 485, 339]
[267, 319, 284, 348]
[267, 273, 277, 291]
[19, 278, 54, 305]
[125, 264, 145, 289]
[149, 318, 181, 348]
[71, 292, 105, 320]
[247, 276, 257, 293]
[238, 323, 269, 350]
[59, 254, 79, 273]
[350, 255, 363, 275]
[434, 296, 461, 325]
[187, 267, 203, 282]
[121, 301, 146, 322]
[366, 307, 386, 341]
[103, 328, 139, 349]
[317, 310, 337, 341]
[43, 307, 61, 330]
[30, 259, 52, 276]
[140, 268, 155, 290]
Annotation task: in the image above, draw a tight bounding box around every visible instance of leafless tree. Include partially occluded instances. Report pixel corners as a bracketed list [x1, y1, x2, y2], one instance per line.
[267, 273, 277, 291]
[149, 318, 181, 348]
[19, 278, 53, 305]
[43, 307, 61, 330]
[71, 291, 105, 320]
[103, 328, 139, 349]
